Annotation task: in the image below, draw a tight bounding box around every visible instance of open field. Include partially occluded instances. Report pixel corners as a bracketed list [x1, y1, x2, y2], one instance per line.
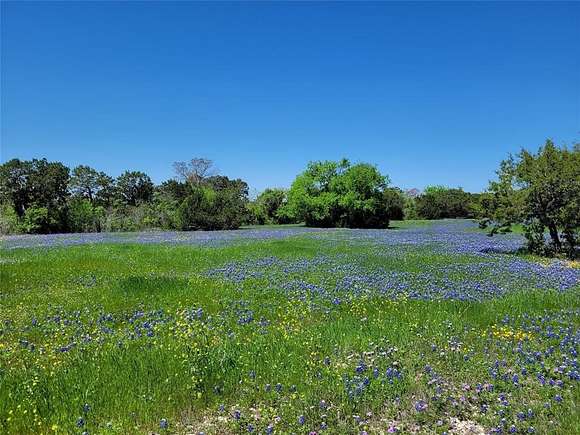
[1, 220, 578, 434]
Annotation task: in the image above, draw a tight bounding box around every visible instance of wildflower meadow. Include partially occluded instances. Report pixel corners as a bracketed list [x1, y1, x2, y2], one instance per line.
[1, 220, 578, 434]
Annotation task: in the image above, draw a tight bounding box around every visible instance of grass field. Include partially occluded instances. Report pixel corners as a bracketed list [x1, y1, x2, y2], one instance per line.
[1, 220, 578, 434]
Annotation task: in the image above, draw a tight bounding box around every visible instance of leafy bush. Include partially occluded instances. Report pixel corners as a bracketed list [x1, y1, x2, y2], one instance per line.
[102, 206, 139, 232]
[178, 182, 247, 231]
[245, 201, 268, 225]
[383, 188, 405, 221]
[283, 159, 396, 228]
[0, 202, 20, 234]
[67, 198, 105, 232]
[416, 186, 474, 219]
[403, 195, 418, 220]
[20, 205, 50, 234]
[248, 188, 293, 225]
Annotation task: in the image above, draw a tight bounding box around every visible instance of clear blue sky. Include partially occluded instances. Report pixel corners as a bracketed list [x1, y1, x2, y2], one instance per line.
[1, 2, 579, 194]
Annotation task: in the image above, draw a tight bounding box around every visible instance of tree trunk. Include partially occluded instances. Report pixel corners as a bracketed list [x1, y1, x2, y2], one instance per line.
[548, 223, 561, 250]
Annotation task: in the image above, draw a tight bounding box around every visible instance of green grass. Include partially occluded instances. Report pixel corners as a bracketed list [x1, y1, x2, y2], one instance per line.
[0, 225, 578, 434]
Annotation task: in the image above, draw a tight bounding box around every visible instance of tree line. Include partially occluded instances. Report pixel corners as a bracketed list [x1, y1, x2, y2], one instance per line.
[0, 157, 478, 234]
[0, 158, 249, 234]
[1, 139, 578, 258]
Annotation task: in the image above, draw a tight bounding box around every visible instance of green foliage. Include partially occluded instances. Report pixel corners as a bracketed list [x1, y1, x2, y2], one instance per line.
[0, 158, 69, 232]
[423, 185, 448, 195]
[100, 202, 176, 232]
[156, 180, 189, 202]
[248, 188, 292, 225]
[67, 198, 104, 233]
[0, 159, 32, 217]
[416, 186, 474, 219]
[260, 188, 286, 221]
[28, 160, 70, 221]
[177, 187, 212, 230]
[477, 157, 525, 234]
[177, 177, 248, 231]
[70, 165, 115, 206]
[19, 205, 51, 234]
[0, 158, 256, 234]
[403, 195, 418, 220]
[245, 201, 268, 225]
[151, 192, 181, 229]
[102, 206, 140, 232]
[0, 202, 20, 235]
[481, 140, 579, 258]
[283, 159, 395, 228]
[115, 171, 154, 206]
[2, 144, 573, 240]
[383, 188, 405, 221]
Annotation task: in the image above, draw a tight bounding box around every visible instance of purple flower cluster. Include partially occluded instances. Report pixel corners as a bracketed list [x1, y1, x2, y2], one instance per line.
[207, 252, 578, 304]
[1, 227, 332, 249]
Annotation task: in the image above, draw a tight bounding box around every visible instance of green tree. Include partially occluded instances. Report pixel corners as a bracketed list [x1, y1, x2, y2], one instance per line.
[177, 176, 249, 231]
[67, 197, 105, 232]
[481, 140, 579, 258]
[0, 159, 32, 217]
[283, 159, 395, 228]
[383, 188, 405, 221]
[246, 201, 268, 225]
[416, 186, 474, 219]
[69, 165, 115, 206]
[403, 198, 418, 220]
[283, 159, 349, 227]
[151, 181, 188, 229]
[476, 159, 525, 234]
[29, 159, 70, 212]
[337, 163, 390, 228]
[0, 202, 19, 234]
[0, 158, 70, 232]
[156, 180, 189, 202]
[20, 205, 50, 234]
[254, 188, 290, 224]
[115, 171, 154, 206]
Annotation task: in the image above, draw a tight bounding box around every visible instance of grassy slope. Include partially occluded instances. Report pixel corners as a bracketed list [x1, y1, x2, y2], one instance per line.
[0, 228, 578, 434]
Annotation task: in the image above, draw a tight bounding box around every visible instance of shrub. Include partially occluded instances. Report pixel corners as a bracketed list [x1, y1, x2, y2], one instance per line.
[416, 186, 474, 219]
[67, 198, 104, 232]
[177, 185, 246, 231]
[0, 202, 20, 234]
[20, 205, 50, 234]
[283, 159, 396, 228]
[383, 188, 405, 221]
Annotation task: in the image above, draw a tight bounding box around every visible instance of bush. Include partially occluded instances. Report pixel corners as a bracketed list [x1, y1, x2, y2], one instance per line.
[283, 159, 396, 228]
[246, 201, 268, 225]
[383, 188, 405, 221]
[67, 198, 104, 232]
[403, 196, 418, 220]
[20, 205, 50, 234]
[102, 206, 139, 232]
[416, 186, 474, 219]
[0, 203, 20, 234]
[178, 185, 246, 231]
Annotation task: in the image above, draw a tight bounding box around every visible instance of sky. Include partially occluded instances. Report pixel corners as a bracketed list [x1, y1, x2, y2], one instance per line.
[1, 1, 579, 194]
